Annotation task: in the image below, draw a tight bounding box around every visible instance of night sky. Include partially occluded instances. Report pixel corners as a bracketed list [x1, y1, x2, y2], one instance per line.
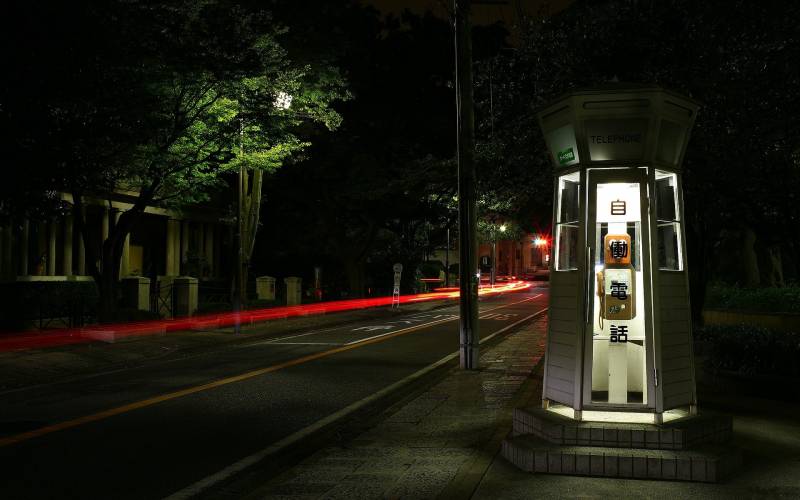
[363, 0, 574, 25]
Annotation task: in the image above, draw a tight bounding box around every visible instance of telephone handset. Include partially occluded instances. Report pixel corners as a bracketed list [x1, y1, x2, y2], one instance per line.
[596, 270, 605, 329]
[596, 233, 636, 329]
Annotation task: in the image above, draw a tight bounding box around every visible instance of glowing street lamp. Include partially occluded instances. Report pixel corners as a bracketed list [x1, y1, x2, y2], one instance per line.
[274, 91, 293, 110]
[491, 223, 507, 287]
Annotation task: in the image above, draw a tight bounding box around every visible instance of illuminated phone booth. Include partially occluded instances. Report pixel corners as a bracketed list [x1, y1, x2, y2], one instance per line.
[540, 87, 699, 423]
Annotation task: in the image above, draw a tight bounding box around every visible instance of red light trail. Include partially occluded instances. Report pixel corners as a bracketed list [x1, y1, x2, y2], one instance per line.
[0, 281, 532, 353]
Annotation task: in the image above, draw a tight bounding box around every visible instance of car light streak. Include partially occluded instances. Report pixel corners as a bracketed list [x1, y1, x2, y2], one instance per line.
[0, 281, 532, 353]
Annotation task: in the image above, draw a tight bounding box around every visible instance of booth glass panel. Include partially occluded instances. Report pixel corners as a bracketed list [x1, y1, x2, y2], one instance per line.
[590, 181, 647, 405]
[655, 170, 683, 271]
[555, 172, 580, 271]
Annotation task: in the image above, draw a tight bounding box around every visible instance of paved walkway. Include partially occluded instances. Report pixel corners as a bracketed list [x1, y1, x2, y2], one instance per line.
[250, 313, 800, 500]
[249, 314, 548, 499]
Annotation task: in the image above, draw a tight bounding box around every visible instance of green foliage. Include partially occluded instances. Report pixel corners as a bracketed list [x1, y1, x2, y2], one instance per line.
[477, 219, 524, 244]
[704, 284, 800, 313]
[695, 324, 800, 378]
[6, 0, 349, 212]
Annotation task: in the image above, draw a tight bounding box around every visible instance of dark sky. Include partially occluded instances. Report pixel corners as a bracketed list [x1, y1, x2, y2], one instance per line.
[362, 0, 573, 25]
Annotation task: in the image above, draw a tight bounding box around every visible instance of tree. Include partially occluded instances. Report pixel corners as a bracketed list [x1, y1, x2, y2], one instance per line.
[256, 8, 509, 296]
[5, 0, 347, 320]
[474, 0, 800, 321]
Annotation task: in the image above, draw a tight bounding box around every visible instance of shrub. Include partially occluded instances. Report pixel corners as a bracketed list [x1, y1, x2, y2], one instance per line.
[704, 283, 800, 313]
[695, 324, 800, 378]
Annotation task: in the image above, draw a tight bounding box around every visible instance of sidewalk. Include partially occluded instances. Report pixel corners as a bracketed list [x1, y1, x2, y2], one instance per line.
[248, 314, 800, 500]
[247, 314, 548, 499]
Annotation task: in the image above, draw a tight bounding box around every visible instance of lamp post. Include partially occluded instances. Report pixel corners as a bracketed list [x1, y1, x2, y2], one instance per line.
[491, 223, 506, 287]
[445, 227, 450, 288]
[235, 91, 293, 333]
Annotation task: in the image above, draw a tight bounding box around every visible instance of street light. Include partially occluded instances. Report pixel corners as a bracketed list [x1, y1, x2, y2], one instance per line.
[491, 223, 506, 288]
[235, 91, 293, 333]
[274, 91, 293, 110]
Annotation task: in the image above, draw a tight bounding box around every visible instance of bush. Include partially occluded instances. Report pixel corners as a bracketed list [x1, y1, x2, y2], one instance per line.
[704, 283, 800, 313]
[695, 324, 800, 378]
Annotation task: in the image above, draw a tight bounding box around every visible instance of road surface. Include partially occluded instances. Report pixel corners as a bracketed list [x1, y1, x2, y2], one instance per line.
[0, 287, 548, 499]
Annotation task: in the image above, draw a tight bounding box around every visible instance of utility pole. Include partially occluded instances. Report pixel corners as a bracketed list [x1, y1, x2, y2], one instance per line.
[234, 163, 244, 334]
[454, 0, 479, 370]
[235, 115, 245, 334]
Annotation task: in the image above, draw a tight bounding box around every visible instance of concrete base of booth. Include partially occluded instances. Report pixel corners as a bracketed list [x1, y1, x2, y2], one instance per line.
[502, 406, 741, 482]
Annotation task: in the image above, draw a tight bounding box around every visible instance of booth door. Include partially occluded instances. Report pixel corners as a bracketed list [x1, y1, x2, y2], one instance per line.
[543, 170, 583, 408]
[584, 168, 655, 409]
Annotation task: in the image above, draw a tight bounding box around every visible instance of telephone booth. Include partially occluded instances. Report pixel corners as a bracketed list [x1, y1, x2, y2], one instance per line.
[539, 86, 699, 423]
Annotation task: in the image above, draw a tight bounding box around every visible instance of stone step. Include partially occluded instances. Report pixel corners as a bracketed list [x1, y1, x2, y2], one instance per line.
[513, 407, 732, 450]
[502, 434, 742, 483]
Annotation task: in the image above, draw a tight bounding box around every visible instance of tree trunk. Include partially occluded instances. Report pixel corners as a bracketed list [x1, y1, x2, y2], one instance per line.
[344, 258, 365, 297]
[741, 226, 760, 287]
[72, 186, 154, 323]
[236, 168, 264, 308]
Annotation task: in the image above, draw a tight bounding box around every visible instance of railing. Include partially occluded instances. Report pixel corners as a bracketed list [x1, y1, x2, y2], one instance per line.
[150, 280, 174, 317]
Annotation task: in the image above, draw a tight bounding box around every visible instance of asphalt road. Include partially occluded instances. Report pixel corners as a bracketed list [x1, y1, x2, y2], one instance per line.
[0, 287, 548, 499]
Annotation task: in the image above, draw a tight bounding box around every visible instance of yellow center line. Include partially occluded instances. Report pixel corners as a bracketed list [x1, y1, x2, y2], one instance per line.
[0, 293, 543, 448]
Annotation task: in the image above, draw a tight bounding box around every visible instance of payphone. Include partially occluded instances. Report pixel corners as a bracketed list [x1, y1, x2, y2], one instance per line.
[596, 232, 636, 327]
[538, 87, 699, 422]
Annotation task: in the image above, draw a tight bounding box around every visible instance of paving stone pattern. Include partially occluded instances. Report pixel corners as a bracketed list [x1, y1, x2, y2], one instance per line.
[255, 317, 548, 499]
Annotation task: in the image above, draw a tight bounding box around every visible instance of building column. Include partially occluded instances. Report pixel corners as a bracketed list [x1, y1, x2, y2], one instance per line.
[204, 223, 214, 277]
[77, 208, 86, 275]
[100, 207, 109, 273]
[166, 218, 180, 276]
[101, 207, 110, 242]
[63, 214, 74, 277]
[198, 223, 205, 261]
[115, 211, 130, 278]
[181, 220, 190, 272]
[48, 219, 57, 276]
[36, 221, 47, 275]
[20, 219, 29, 276]
[1, 221, 13, 280]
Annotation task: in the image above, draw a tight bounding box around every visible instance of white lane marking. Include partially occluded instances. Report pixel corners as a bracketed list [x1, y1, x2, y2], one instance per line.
[265, 342, 343, 346]
[344, 317, 457, 345]
[351, 325, 394, 332]
[246, 326, 351, 345]
[344, 294, 542, 346]
[164, 304, 549, 500]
